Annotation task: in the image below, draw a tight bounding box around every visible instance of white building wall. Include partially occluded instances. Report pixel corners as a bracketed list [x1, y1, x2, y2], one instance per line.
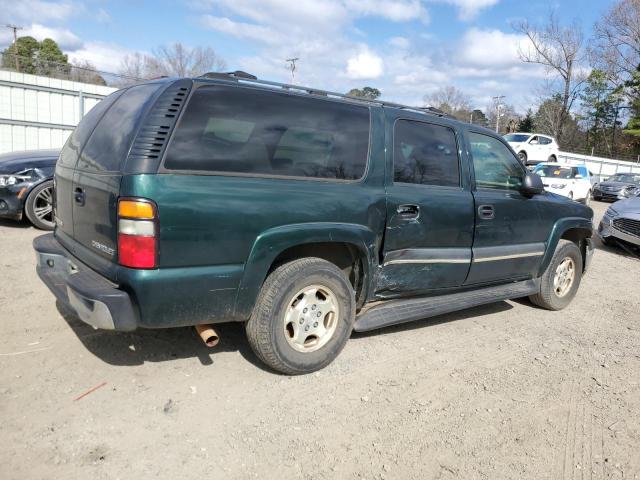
[0, 69, 116, 154]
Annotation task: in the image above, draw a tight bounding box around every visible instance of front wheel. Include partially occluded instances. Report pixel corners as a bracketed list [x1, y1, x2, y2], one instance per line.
[25, 180, 55, 230]
[246, 258, 355, 375]
[518, 151, 527, 163]
[530, 240, 583, 310]
[582, 191, 591, 206]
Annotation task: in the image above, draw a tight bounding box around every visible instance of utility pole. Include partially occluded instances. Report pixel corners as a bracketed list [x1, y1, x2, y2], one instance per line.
[492, 95, 505, 133]
[286, 57, 299, 83]
[4, 24, 23, 72]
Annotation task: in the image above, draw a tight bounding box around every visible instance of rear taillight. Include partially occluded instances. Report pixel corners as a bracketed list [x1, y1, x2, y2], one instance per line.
[117, 198, 158, 269]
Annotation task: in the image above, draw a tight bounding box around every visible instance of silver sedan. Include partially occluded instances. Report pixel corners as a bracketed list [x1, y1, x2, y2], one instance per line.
[598, 194, 640, 247]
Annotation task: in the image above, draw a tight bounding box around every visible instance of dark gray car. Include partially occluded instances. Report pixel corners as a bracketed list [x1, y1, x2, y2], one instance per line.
[0, 149, 59, 230]
[598, 194, 640, 247]
[593, 173, 640, 202]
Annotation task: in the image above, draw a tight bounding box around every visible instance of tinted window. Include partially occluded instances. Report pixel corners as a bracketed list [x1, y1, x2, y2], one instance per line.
[164, 86, 370, 180]
[58, 90, 124, 167]
[538, 136, 552, 145]
[504, 133, 531, 143]
[535, 165, 574, 179]
[469, 132, 525, 190]
[77, 84, 160, 172]
[393, 120, 459, 187]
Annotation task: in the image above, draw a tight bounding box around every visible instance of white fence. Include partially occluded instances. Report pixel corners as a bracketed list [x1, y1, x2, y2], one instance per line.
[558, 151, 640, 176]
[0, 69, 116, 154]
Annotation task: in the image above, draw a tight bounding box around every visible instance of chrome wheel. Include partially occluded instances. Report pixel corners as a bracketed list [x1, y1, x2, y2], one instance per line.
[553, 257, 575, 298]
[283, 284, 339, 353]
[33, 185, 54, 227]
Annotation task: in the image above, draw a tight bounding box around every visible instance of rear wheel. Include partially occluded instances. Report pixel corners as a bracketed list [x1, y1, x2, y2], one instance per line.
[548, 155, 557, 162]
[25, 180, 54, 230]
[518, 151, 527, 163]
[530, 240, 582, 310]
[582, 191, 591, 206]
[246, 258, 355, 375]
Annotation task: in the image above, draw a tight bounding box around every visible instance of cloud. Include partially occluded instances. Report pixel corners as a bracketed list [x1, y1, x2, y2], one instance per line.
[389, 36, 411, 49]
[346, 49, 384, 79]
[435, 0, 500, 20]
[2, 0, 76, 24]
[202, 15, 282, 45]
[68, 42, 135, 72]
[345, 0, 429, 22]
[457, 28, 525, 69]
[22, 24, 83, 51]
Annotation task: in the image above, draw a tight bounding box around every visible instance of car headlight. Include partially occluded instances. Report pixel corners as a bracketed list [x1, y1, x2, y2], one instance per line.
[622, 185, 639, 197]
[0, 169, 40, 187]
[550, 183, 567, 189]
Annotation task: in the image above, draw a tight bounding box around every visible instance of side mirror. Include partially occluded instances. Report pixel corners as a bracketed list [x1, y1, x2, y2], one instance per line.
[521, 172, 544, 196]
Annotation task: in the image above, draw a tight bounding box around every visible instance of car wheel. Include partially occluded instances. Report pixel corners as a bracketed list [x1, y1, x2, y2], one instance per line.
[518, 151, 527, 163]
[25, 180, 55, 230]
[582, 191, 591, 206]
[568, 191, 574, 200]
[548, 155, 557, 162]
[246, 257, 356, 375]
[529, 240, 582, 311]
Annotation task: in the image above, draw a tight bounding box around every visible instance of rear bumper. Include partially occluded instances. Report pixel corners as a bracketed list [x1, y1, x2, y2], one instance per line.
[33, 233, 138, 331]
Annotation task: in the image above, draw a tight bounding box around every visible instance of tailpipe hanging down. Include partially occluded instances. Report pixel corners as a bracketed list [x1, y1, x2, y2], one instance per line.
[195, 324, 220, 347]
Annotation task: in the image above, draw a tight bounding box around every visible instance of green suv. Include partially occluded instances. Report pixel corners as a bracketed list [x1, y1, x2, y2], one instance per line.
[34, 72, 594, 374]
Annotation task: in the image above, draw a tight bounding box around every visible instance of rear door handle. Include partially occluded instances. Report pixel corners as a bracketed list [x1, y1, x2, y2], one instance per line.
[397, 204, 420, 218]
[74, 187, 85, 206]
[478, 204, 494, 219]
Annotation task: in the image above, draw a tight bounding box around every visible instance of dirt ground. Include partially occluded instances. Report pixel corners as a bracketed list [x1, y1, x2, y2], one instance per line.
[1, 200, 639, 480]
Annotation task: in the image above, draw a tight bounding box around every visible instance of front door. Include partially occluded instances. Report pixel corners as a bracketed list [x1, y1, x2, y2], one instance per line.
[465, 131, 549, 285]
[378, 118, 474, 298]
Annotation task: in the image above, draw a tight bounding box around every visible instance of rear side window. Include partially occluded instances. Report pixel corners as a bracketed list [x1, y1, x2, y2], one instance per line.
[164, 86, 370, 180]
[58, 90, 124, 167]
[77, 83, 160, 172]
[393, 120, 460, 187]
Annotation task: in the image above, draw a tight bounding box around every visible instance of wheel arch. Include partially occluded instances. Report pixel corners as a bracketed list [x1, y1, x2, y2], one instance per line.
[538, 218, 593, 276]
[234, 223, 379, 320]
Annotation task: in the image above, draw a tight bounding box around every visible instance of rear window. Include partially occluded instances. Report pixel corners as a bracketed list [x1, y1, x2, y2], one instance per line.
[58, 90, 124, 167]
[164, 86, 370, 180]
[76, 83, 160, 172]
[535, 166, 575, 179]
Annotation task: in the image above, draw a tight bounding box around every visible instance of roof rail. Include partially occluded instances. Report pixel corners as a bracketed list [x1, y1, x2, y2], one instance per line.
[197, 71, 449, 118]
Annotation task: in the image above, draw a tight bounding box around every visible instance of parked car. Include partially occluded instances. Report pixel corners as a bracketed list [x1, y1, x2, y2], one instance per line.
[532, 163, 593, 205]
[598, 193, 640, 248]
[0, 149, 58, 230]
[592, 172, 640, 202]
[504, 133, 560, 166]
[33, 73, 594, 374]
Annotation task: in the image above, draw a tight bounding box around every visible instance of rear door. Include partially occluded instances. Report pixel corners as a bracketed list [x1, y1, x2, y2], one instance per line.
[55, 90, 124, 238]
[378, 116, 474, 297]
[68, 84, 162, 269]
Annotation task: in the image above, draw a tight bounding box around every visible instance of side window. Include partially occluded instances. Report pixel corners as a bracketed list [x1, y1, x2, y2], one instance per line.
[539, 136, 552, 145]
[469, 132, 525, 190]
[529, 135, 539, 144]
[393, 120, 460, 187]
[164, 86, 370, 180]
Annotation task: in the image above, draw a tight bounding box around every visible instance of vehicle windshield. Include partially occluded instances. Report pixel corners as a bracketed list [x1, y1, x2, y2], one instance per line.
[534, 165, 573, 179]
[605, 173, 640, 184]
[503, 134, 531, 143]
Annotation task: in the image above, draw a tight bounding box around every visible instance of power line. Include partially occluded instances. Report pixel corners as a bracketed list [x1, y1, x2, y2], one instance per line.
[3, 24, 23, 72]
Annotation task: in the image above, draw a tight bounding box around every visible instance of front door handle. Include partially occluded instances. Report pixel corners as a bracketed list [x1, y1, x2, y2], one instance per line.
[397, 204, 420, 218]
[74, 187, 85, 206]
[478, 204, 494, 219]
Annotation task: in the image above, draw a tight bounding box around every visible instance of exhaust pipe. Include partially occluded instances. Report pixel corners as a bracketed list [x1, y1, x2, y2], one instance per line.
[195, 324, 220, 347]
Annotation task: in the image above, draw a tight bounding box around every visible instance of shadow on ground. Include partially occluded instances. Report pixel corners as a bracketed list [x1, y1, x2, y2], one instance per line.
[0, 217, 32, 229]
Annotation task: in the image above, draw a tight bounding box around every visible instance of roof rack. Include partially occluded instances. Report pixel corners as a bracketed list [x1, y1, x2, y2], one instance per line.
[197, 71, 449, 118]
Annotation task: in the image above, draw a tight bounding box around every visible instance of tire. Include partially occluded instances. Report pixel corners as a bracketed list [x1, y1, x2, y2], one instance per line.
[25, 180, 54, 230]
[246, 257, 356, 375]
[529, 240, 583, 311]
[582, 191, 591, 206]
[548, 155, 557, 162]
[568, 191, 574, 200]
[518, 151, 527, 163]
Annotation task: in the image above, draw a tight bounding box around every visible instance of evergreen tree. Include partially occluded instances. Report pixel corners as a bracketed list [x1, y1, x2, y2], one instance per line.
[346, 87, 381, 99]
[1, 37, 70, 76]
[517, 109, 535, 132]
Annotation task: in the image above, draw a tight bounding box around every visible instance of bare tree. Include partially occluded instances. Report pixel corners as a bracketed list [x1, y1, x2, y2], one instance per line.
[148, 43, 226, 77]
[592, 0, 640, 82]
[425, 86, 472, 121]
[118, 43, 226, 86]
[69, 59, 107, 85]
[514, 13, 586, 142]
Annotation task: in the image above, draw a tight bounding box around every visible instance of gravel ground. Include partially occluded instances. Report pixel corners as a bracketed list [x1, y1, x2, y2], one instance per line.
[1, 200, 639, 480]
